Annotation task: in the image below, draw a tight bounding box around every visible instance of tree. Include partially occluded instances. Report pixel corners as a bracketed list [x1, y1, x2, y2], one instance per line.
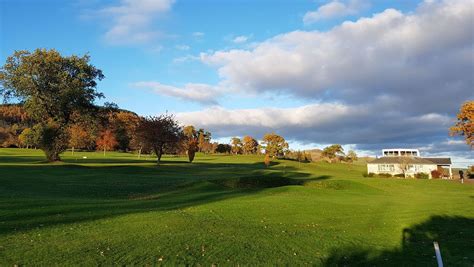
[96, 129, 118, 156]
[450, 100, 473, 148]
[18, 127, 39, 148]
[68, 124, 94, 155]
[322, 144, 344, 161]
[135, 115, 182, 163]
[264, 153, 271, 167]
[398, 156, 412, 178]
[231, 137, 243, 154]
[197, 129, 212, 153]
[262, 133, 288, 157]
[346, 150, 358, 163]
[109, 111, 140, 152]
[215, 143, 231, 154]
[183, 125, 199, 163]
[242, 135, 259, 154]
[0, 49, 104, 161]
[0, 129, 7, 145]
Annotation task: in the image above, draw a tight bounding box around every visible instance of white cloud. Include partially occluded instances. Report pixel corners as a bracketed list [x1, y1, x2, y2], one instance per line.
[99, 0, 175, 44]
[192, 32, 205, 38]
[173, 54, 200, 63]
[175, 44, 190, 50]
[201, 0, 473, 116]
[150, 45, 164, 54]
[232, 35, 250, 44]
[176, 103, 357, 130]
[303, 0, 368, 24]
[132, 81, 220, 105]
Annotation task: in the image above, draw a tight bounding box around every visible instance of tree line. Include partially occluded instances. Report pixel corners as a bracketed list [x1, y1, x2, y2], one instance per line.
[1, 49, 471, 163]
[0, 102, 292, 163]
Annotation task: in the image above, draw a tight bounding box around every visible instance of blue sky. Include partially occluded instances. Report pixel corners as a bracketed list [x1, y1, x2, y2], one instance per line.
[1, 0, 420, 114]
[1, 0, 473, 165]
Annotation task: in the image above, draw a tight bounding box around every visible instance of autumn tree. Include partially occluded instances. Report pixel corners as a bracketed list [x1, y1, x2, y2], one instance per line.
[346, 150, 358, 163]
[68, 124, 94, 155]
[322, 144, 344, 161]
[264, 153, 271, 167]
[183, 125, 199, 162]
[197, 129, 212, 153]
[0, 49, 104, 161]
[450, 100, 473, 148]
[109, 111, 140, 152]
[0, 129, 7, 145]
[231, 137, 243, 154]
[96, 129, 118, 156]
[135, 115, 182, 163]
[262, 133, 288, 158]
[18, 127, 39, 148]
[242, 135, 259, 154]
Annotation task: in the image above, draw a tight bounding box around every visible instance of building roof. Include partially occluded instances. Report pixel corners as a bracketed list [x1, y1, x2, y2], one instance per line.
[422, 158, 452, 165]
[368, 157, 451, 165]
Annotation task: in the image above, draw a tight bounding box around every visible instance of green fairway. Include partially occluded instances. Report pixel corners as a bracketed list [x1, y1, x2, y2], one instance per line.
[0, 148, 473, 266]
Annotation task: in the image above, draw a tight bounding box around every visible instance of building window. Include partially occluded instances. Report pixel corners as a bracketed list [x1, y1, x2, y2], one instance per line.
[378, 164, 395, 172]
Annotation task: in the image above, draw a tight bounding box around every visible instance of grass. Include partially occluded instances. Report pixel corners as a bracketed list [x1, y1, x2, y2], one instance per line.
[0, 148, 473, 266]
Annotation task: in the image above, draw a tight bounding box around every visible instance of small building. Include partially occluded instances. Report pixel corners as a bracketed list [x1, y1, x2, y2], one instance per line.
[367, 149, 452, 178]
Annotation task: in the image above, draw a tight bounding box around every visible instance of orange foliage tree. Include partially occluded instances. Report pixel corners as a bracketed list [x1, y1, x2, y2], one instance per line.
[183, 125, 199, 163]
[96, 129, 118, 156]
[450, 100, 473, 148]
[68, 124, 94, 155]
[242, 135, 259, 154]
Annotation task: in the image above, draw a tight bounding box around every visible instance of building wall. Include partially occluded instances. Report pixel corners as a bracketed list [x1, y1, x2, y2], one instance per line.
[367, 163, 437, 178]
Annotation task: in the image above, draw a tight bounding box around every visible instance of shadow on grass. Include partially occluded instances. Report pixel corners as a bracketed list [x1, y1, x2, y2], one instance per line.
[0, 160, 325, 236]
[323, 215, 474, 266]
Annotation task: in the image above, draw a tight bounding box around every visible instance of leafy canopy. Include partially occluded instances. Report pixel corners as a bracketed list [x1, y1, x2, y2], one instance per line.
[0, 49, 104, 161]
[135, 115, 182, 163]
[0, 49, 104, 124]
[450, 100, 473, 148]
[262, 133, 288, 157]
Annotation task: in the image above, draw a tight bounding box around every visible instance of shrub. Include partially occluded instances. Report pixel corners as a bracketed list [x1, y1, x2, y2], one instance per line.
[415, 172, 429, 179]
[431, 170, 442, 179]
[394, 174, 405, 178]
[362, 172, 375, 177]
[378, 173, 392, 178]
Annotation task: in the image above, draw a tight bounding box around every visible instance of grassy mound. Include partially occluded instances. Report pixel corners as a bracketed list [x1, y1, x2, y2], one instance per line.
[210, 174, 302, 189]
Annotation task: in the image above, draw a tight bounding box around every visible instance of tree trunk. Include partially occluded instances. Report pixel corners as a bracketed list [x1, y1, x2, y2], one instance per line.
[72, 147, 74, 156]
[188, 149, 196, 163]
[138, 147, 142, 159]
[154, 146, 163, 164]
[103, 148, 106, 156]
[45, 150, 61, 162]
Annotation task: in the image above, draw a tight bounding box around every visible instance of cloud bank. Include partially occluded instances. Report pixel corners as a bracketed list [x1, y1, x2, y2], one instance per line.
[177, 0, 473, 159]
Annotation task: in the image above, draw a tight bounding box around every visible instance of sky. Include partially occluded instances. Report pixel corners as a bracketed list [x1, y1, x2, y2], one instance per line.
[1, 0, 473, 166]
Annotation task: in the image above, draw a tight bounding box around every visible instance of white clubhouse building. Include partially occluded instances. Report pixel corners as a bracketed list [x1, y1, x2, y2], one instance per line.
[367, 149, 452, 178]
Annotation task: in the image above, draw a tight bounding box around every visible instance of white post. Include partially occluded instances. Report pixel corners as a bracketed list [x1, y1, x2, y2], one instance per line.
[433, 242, 443, 267]
[449, 166, 452, 179]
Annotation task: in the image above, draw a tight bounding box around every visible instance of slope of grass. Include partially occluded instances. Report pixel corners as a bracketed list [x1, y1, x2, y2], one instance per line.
[0, 148, 473, 266]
